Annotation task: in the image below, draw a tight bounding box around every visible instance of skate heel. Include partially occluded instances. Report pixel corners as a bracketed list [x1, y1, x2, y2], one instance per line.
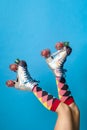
[66, 46, 72, 55]
[63, 42, 72, 55]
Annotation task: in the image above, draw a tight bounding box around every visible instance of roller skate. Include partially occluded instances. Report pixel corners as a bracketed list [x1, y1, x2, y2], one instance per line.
[6, 59, 38, 91]
[41, 42, 72, 77]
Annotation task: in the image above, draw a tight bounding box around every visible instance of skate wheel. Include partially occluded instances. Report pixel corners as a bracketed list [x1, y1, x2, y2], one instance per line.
[9, 64, 18, 71]
[55, 42, 64, 50]
[6, 80, 15, 87]
[41, 49, 51, 58]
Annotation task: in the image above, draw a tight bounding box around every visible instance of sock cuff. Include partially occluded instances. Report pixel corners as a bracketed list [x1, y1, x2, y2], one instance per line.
[50, 99, 60, 112]
[32, 85, 37, 91]
[64, 97, 74, 105]
[56, 76, 66, 83]
[56, 77, 61, 80]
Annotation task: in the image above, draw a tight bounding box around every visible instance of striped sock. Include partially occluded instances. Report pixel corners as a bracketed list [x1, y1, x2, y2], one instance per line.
[56, 77, 74, 105]
[32, 85, 60, 112]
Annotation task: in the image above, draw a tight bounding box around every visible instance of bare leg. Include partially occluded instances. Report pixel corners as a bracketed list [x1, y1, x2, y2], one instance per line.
[41, 43, 80, 130]
[55, 102, 74, 130]
[69, 103, 80, 130]
[54, 102, 80, 130]
[6, 59, 80, 130]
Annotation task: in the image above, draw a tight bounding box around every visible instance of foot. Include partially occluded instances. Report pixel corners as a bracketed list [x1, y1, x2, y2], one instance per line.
[6, 59, 38, 91]
[41, 42, 72, 77]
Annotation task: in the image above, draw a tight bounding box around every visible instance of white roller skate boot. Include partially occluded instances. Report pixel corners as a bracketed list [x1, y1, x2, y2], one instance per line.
[6, 59, 39, 91]
[41, 42, 72, 77]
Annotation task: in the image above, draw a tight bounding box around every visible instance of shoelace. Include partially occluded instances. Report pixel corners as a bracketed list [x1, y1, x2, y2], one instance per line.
[21, 66, 39, 84]
[58, 56, 67, 77]
[52, 47, 67, 77]
[51, 49, 63, 57]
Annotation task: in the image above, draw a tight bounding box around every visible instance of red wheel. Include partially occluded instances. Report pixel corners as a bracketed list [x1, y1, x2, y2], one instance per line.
[41, 49, 51, 58]
[55, 42, 64, 50]
[9, 64, 18, 71]
[6, 80, 15, 87]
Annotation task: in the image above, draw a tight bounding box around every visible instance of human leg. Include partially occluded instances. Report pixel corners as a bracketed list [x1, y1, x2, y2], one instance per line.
[56, 78, 80, 130]
[55, 102, 75, 130]
[6, 59, 79, 130]
[53, 43, 80, 130]
[41, 42, 74, 105]
[41, 42, 80, 130]
[6, 59, 61, 112]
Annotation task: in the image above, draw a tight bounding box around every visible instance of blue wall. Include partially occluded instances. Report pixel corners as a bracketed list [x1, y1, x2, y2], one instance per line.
[0, 0, 87, 130]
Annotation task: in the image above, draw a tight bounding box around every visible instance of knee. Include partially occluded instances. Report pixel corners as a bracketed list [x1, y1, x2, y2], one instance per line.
[56, 102, 72, 116]
[70, 103, 80, 118]
[74, 106, 80, 118]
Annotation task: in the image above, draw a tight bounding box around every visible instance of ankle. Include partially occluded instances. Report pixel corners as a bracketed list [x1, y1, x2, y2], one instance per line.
[54, 69, 62, 77]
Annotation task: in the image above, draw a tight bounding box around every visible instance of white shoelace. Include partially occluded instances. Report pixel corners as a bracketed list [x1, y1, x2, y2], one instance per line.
[20, 66, 39, 84]
[56, 53, 67, 76]
[20, 66, 34, 84]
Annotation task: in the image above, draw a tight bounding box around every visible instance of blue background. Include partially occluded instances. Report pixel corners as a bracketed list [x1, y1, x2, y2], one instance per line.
[0, 0, 87, 130]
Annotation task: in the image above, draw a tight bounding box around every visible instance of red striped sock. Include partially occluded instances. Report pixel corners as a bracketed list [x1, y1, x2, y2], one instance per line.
[32, 85, 61, 112]
[56, 77, 74, 105]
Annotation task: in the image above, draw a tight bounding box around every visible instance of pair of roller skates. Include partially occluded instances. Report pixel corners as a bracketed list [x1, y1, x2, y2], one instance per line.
[6, 42, 72, 91]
